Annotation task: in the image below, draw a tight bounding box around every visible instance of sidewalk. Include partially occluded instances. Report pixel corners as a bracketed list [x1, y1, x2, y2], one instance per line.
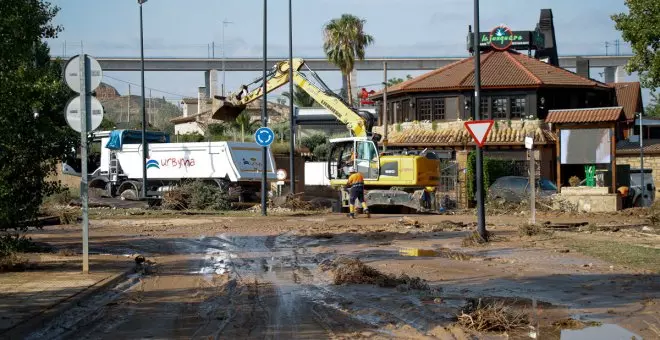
[0, 253, 132, 337]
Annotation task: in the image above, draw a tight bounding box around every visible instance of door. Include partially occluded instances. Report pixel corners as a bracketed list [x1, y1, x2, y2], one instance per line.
[355, 140, 379, 180]
[327, 141, 355, 180]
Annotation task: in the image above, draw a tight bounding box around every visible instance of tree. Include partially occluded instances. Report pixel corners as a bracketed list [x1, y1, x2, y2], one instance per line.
[387, 75, 413, 87]
[646, 92, 660, 117]
[0, 0, 78, 229]
[611, 0, 660, 90]
[231, 111, 257, 142]
[323, 14, 374, 106]
[282, 84, 319, 107]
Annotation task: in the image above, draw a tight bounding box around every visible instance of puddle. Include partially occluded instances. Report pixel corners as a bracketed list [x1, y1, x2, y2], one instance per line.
[559, 323, 640, 339]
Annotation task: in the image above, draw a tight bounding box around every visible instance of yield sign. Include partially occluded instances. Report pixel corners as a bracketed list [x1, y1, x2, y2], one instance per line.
[464, 120, 494, 147]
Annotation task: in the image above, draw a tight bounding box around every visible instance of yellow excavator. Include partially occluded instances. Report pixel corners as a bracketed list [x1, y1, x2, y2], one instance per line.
[211, 58, 441, 212]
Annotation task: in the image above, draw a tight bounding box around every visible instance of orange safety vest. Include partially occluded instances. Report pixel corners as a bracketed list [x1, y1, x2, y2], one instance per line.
[347, 172, 364, 187]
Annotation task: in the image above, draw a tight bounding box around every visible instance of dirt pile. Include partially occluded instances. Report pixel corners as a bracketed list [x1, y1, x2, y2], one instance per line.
[319, 257, 429, 290]
[457, 298, 529, 333]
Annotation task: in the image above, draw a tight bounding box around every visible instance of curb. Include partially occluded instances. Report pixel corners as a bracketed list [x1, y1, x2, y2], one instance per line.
[0, 266, 135, 340]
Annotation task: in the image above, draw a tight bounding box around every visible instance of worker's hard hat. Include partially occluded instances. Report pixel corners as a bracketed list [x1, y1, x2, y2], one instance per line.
[425, 186, 436, 192]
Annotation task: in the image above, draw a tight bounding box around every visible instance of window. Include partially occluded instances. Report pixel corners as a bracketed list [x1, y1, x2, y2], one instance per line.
[401, 99, 411, 122]
[418, 98, 432, 121]
[480, 96, 489, 118]
[432, 98, 446, 120]
[491, 98, 508, 119]
[511, 97, 526, 119]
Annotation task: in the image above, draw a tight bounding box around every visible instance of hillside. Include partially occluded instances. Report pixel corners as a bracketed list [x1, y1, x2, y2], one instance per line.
[100, 95, 182, 133]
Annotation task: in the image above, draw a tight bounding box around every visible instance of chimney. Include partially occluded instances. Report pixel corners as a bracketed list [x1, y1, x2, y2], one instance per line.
[198, 86, 207, 114]
[576, 57, 590, 79]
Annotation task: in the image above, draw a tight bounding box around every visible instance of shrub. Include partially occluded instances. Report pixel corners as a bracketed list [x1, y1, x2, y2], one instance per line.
[313, 142, 331, 161]
[176, 133, 205, 142]
[300, 133, 328, 153]
[0, 234, 37, 257]
[162, 180, 231, 211]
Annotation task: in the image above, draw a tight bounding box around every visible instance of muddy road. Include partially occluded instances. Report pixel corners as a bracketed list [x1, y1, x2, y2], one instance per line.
[13, 213, 660, 339]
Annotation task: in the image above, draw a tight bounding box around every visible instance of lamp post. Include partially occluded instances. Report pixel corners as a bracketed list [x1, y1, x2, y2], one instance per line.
[288, 0, 295, 195]
[138, 0, 148, 199]
[221, 19, 233, 97]
[261, 0, 267, 216]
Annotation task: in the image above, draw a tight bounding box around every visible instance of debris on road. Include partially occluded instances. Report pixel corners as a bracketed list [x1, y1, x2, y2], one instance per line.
[551, 318, 601, 330]
[319, 257, 430, 290]
[457, 298, 529, 333]
[398, 216, 420, 228]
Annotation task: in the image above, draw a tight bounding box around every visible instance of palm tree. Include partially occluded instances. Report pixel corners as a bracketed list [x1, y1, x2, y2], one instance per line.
[282, 84, 318, 107]
[323, 14, 374, 106]
[232, 111, 257, 142]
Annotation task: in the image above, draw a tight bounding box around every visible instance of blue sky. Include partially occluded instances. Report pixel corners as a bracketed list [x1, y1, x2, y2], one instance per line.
[47, 0, 650, 106]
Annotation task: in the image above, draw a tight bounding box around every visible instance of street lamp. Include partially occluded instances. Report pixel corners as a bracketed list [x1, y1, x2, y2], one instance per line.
[221, 19, 233, 97]
[138, 0, 148, 199]
[288, 0, 296, 195]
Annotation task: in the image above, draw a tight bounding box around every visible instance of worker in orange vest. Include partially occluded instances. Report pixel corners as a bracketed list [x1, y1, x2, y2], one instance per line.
[346, 167, 370, 219]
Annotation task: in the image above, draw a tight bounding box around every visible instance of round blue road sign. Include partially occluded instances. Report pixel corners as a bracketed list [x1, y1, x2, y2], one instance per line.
[254, 127, 275, 147]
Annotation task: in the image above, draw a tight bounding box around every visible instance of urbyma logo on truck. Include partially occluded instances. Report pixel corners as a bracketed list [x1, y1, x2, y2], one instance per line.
[146, 159, 160, 169]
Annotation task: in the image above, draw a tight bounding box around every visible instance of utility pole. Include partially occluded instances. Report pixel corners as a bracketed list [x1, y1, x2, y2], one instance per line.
[222, 19, 233, 97]
[261, 0, 268, 216]
[473, 0, 487, 241]
[382, 62, 388, 152]
[288, 0, 296, 195]
[149, 89, 153, 125]
[212, 41, 215, 59]
[127, 84, 131, 123]
[138, 0, 148, 199]
[605, 41, 610, 56]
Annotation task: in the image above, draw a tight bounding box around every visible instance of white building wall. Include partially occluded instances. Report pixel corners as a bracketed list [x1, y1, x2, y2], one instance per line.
[175, 122, 204, 135]
[182, 103, 198, 117]
[304, 162, 331, 186]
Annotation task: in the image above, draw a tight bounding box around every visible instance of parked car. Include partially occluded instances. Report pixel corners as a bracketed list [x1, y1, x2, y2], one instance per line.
[487, 176, 558, 203]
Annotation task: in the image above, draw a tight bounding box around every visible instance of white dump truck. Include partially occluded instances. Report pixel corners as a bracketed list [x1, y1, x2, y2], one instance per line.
[81, 130, 276, 202]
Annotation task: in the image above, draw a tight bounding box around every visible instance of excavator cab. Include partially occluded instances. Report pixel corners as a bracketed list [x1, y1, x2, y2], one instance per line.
[327, 137, 380, 182]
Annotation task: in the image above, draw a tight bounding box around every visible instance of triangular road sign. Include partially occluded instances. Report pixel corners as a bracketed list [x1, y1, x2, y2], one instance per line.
[464, 120, 494, 147]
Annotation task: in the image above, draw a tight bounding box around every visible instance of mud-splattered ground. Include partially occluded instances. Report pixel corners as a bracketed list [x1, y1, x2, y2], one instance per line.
[8, 212, 660, 339]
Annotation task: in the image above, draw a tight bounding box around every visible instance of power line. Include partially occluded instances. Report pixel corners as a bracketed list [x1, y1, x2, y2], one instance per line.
[103, 74, 192, 98]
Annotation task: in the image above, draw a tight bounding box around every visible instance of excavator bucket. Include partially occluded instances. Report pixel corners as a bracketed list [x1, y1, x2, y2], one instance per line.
[211, 95, 247, 121]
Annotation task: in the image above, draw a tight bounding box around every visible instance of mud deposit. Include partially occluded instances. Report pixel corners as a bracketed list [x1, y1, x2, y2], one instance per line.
[10, 214, 660, 339]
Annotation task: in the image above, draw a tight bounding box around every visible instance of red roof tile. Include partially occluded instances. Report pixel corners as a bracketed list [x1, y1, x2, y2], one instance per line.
[371, 50, 610, 98]
[545, 107, 625, 124]
[617, 139, 660, 154]
[609, 82, 644, 120]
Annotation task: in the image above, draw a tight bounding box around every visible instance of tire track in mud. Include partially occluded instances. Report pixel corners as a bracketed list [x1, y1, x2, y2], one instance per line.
[211, 232, 381, 339]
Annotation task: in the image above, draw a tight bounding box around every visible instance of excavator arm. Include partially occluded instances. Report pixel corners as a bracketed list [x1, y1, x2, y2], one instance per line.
[211, 58, 376, 138]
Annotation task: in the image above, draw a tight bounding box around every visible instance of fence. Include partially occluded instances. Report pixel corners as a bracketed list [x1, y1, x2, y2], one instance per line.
[436, 160, 459, 210]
